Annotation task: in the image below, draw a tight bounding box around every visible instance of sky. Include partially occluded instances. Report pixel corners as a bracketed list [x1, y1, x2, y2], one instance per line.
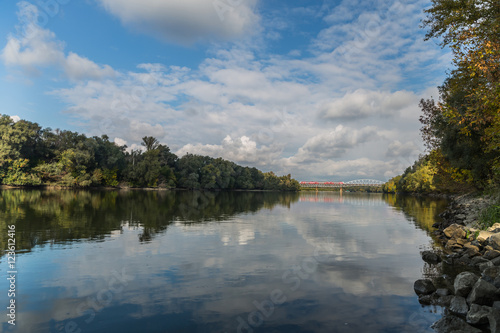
[0, 0, 451, 182]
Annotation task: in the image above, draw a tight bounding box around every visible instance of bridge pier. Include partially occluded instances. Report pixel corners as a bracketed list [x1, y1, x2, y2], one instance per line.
[340, 186, 342, 196]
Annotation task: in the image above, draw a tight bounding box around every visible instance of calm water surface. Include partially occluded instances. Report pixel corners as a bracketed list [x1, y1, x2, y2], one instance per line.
[0, 190, 448, 333]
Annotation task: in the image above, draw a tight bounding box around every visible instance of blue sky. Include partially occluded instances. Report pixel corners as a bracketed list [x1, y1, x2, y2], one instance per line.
[0, 0, 450, 181]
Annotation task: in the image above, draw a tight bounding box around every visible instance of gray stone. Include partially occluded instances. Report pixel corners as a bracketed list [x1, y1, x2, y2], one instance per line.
[450, 296, 469, 316]
[421, 250, 441, 264]
[482, 266, 500, 284]
[489, 308, 500, 333]
[492, 256, 500, 266]
[493, 275, 500, 289]
[467, 279, 499, 306]
[437, 295, 454, 307]
[466, 304, 491, 325]
[445, 224, 467, 239]
[479, 260, 494, 272]
[490, 234, 500, 251]
[436, 288, 451, 296]
[471, 256, 491, 268]
[493, 301, 500, 310]
[484, 250, 500, 260]
[456, 214, 467, 220]
[454, 272, 479, 297]
[431, 315, 482, 333]
[418, 293, 437, 305]
[414, 279, 436, 295]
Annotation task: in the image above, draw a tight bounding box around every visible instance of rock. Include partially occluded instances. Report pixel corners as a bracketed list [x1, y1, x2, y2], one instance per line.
[482, 266, 500, 284]
[447, 239, 464, 250]
[437, 295, 454, 307]
[484, 250, 500, 260]
[488, 223, 500, 233]
[463, 243, 481, 258]
[490, 234, 500, 251]
[454, 272, 479, 297]
[493, 276, 500, 289]
[456, 214, 467, 220]
[445, 224, 467, 239]
[466, 304, 491, 325]
[492, 256, 500, 266]
[471, 256, 491, 268]
[467, 279, 499, 306]
[494, 301, 500, 310]
[422, 250, 441, 264]
[431, 315, 482, 333]
[456, 238, 468, 246]
[450, 296, 470, 316]
[456, 253, 473, 266]
[479, 260, 494, 272]
[414, 279, 436, 295]
[418, 293, 438, 305]
[436, 288, 451, 296]
[478, 231, 495, 243]
[489, 308, 500, 333]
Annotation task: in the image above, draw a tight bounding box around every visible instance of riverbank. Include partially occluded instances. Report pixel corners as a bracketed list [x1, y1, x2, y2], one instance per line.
[414, 191, 500, 332]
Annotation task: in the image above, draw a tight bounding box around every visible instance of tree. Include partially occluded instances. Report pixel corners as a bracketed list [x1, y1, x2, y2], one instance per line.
[141, 136, 160, 151]
[420, 0, 500, 187]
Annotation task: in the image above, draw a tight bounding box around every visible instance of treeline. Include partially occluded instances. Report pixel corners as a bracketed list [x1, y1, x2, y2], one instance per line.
[0, 115, 300, 191]
[384, 0, 500, 194]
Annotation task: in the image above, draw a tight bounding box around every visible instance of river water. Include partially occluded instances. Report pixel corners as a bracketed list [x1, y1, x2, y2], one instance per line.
[0, 189, 448, 333]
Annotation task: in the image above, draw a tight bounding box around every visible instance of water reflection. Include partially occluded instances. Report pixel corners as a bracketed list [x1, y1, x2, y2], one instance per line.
[0, 190, 446, 333]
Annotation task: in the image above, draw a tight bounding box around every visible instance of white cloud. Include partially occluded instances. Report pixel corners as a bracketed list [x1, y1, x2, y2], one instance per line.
[291, 125, 379, 163]
[96, 0, 260, 44]
[1, 2, 116, 81]
[10, 115, 21, 123]
[319, 90, 418, 120]
[176, 135, 283, 166]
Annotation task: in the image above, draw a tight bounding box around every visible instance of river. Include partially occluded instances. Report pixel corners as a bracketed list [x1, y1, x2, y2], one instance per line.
[0, 189, 448, 333]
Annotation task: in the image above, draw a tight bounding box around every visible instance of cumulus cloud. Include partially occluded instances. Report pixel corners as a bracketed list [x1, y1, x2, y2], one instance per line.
[1, 2, 116, 80]
[385, 140, 421, 158]
[319, 90, 418, 120]
[97, 0, 260, 44]
[288, 126, 379, 164]
[176, 135, 283, 166]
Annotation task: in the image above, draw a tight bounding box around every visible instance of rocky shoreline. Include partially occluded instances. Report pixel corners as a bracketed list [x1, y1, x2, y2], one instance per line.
[414, 193, 500, 332]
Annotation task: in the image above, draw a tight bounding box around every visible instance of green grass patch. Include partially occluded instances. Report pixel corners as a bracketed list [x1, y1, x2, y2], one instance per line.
[479, 203, 500, 229]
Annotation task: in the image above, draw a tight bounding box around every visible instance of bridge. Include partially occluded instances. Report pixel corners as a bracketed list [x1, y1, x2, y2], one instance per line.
[300, 179, 385, 189]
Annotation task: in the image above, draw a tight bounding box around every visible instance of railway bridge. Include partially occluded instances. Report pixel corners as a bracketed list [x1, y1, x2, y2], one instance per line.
[300, 179, 385, 192]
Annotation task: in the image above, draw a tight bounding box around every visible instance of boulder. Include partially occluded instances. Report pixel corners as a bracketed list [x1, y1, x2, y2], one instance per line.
[421, 250, 441, 264]
[467, 279, 499, 306]
[437, 295, 454, 307]
[450, 296, 469, 316]
[414, 279, 436, 295]
[464, 243, 481, 257]
[490, 234, 500, 251]
[454, 272, 479, 297]
[431, 315, 482, 333]
[444, 224, 466, 239]
[478, 231, 495, 243]
[471, 256, 491, 268]
[482, 266, 500, 284]
[488, 223, 500, 233]
[479, 260, 494, 272]
[466, 304, 491, 325]
[492, 256, 500, 266]
[436, 288, 451, 296]
[489, 308, 500, 333]
[484, 250, 500, 260]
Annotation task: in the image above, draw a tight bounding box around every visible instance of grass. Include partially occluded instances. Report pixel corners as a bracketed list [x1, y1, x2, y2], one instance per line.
[478, 203, 500, 229]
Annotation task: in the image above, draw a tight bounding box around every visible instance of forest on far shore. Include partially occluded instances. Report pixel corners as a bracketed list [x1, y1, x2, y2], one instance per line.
[0, 115, 301, 191]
